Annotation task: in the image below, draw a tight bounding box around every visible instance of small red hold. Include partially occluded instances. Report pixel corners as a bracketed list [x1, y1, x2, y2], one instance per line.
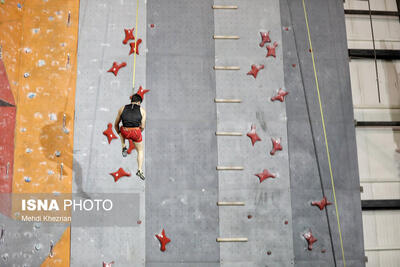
[271, 88, 289, 102]
[247, 215, 252, 219]
[255, 169, 276, 183]
[103, 261, 114, 267]
[270, 138, 282, 155]
[110, 167, 131, 182]
[129, 39, 142, 55]
[292, 64, 296, 68]
[247, 64, 264, 79]
[136, 85, 150, 100]
[137, 220, 142, 224]
[284, 27, 289, 31]
[284, 220, 289, 225]
[246, 124, 261, 146]
[311, 196, 332, 211]
[103, 123, 118, 144]
[156, 229, 171, 252]
[123, 27, 135, 44]
[309, 48, 312, 53]
[266, 41, 278, 58]
[150, 24, 155, 28]
[127, 139, 136, 154]
[321, 249, 326, 253]
[304, 230, 317, 250]
[267, 251, 272, 255]
[259, 31, 271, 47]
[107, 62, 127, 76]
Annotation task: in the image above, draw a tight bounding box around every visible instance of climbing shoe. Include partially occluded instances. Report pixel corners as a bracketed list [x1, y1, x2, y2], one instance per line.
[136, 170, 145, 180]
[122, 147, 128, 157]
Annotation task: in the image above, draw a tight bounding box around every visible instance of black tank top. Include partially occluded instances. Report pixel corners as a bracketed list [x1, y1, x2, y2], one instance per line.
[121, 104, 142, 127]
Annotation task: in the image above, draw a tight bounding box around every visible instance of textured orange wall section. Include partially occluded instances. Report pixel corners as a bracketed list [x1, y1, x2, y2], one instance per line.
[0, 1, 79, 266]
[41, 227, 71, 267]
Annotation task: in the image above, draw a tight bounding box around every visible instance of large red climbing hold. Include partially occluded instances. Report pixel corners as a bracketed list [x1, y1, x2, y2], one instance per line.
[103, 123, 118, 144]
[127, 139, 136, 154]
[259, 31, 271, 47]
[110, 168, 131, 182]
[156, 229, 171, 252]
[266, 41, 278, 58]
[246, 124, 261, 146]
[311, 196, 332, 210]
[136, 86, 150, 100]
[304, 230, 317, 250]
[107, 62, 127, 76]
[270, 138, 282, 155]
[271, 88, 289, 102]
[247, 64, 264, 79]
[255, 169, 275, 183]
[129, 39, 142, 55]
[123, 27, 135, 44]
[103, 261, 114, 267]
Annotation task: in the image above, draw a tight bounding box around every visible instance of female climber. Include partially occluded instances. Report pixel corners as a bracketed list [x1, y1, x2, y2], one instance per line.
[114, 93, 146, 180]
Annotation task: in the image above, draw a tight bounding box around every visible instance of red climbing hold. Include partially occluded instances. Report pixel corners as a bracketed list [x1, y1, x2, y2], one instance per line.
[107, 62, 127, 76]
[110, 168, 131, 182]
[255, 169, 276, 183]
[127, 139, 136, 154]
[103, 123, 118, 144]
[129, 39, 142, 55]
[270, 138, 282, 155]
[311, 196, 332, 210]
[150, 24, 155, 28]
[247, 64, 264, 79]
[271, 88, 289, 102]
[136, 86, 150, 100]
[304, 230, 317, 251]
[156, 229, 171, 252]
[266, 41, 278, 58]
[246, 124, 261, 146]
[123, 27, 135, 44]
[103, 261, 114, 267]
[259, 31, 271, 47]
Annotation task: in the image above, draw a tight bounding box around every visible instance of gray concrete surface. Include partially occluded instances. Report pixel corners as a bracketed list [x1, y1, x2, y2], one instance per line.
[71, 0, 146, 266]
[0, 213, 66, 267]
[145, 0, 220, 266]
[214, 0, 294, 266]
[280, 0, 365, 266]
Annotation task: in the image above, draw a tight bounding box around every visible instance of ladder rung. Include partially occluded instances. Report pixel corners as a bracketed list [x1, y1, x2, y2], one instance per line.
[217, 202, 245, 206]
[213, 35, 240, 39]
[216, 166, 244, 171]
[214, 66, 240, 70]
[214, 99, 242, 103]
[213, 5, 238, 9]
[215, 132, 243, 136]
[217, 237, 248, 242]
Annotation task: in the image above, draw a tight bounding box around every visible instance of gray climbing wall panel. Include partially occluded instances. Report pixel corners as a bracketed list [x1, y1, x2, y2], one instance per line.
[281, 0, 365, 266]
[145, 0, 220, 266]
[72, 0, 146, 266]
[214, 0, 294, 266]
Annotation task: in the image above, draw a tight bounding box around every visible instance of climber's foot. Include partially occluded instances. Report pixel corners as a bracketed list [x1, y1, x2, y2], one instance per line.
[136, 170, 145, 180]
[122, 147, 128, 157]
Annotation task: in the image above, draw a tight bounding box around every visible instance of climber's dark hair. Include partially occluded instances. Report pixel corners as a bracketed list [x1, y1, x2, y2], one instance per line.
[131, 94, 142, 103]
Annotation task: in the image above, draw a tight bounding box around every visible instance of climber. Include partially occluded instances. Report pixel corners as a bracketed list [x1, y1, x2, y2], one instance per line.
[114, 93, 146, 180]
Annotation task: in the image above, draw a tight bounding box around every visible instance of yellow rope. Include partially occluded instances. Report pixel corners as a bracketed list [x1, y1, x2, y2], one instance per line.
[301, 0, 346, 266]
[132, 0, 139, 92]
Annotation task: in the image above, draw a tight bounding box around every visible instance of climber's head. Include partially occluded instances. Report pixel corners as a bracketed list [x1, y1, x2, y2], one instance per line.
[130, 94, 142, 104]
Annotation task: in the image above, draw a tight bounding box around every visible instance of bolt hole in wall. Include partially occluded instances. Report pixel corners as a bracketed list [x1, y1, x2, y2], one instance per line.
[345, 0, 400, 266]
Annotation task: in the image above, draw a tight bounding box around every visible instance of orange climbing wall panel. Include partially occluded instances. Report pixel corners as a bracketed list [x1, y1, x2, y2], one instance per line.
[0, 0, 79, 266]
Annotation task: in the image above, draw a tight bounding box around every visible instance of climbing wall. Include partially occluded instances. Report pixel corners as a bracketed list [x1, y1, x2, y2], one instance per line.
[71, 0, 146, 266]
[281, 0, 365, 266]
[213, 0, 294, 266]
[0, 0, 79, 266]
[145, 0, 220, 266]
